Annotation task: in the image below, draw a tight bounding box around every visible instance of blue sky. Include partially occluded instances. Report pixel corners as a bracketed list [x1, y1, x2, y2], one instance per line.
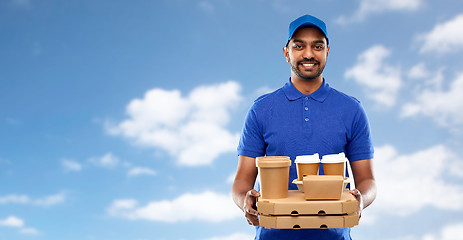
[1, 0, 463, 239]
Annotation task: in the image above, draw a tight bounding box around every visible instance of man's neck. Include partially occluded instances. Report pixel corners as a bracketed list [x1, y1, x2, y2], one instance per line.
[290, 75, 324, 95]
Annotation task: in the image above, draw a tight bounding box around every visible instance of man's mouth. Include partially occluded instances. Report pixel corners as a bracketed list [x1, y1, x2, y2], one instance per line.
[298, 58, 319, 68]
[301, 63, 315, 67]
[299, 61, 318, 69]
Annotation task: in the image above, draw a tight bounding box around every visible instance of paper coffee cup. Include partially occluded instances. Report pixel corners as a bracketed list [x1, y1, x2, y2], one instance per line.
[321, 152, 346, 177]
[256, 156, 291, 199]
[295, 154, 320, 181]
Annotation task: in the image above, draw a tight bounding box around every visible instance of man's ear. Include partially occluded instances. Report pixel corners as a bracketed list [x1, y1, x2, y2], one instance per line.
[283, 47, 289, 62]
[326, 46, 330, 58]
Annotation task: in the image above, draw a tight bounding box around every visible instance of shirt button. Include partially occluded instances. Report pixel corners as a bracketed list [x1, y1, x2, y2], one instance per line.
[305, 97, 309, 100]
[304, 107, 308, 111]
[305, 118, 309, 122]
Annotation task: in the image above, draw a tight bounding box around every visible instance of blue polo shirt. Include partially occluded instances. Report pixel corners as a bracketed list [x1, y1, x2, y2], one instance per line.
[237, 79, 374, 240]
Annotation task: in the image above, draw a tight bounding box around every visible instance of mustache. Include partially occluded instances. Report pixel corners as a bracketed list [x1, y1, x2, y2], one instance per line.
[297, 57, 319, 65]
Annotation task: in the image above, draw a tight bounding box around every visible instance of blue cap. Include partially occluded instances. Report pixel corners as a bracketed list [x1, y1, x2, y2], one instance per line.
[287, 15, 329, 45]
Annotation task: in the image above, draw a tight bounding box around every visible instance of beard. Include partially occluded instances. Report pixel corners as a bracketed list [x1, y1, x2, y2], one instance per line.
[289, 57, 325, 81]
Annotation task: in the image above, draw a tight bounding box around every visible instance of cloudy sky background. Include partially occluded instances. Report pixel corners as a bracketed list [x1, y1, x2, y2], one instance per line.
[1, 0, 463, 239]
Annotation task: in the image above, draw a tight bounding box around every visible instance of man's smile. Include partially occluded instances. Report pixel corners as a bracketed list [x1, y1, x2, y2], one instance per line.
[298, 60, 319, 70]
[302, 63, 315, 67]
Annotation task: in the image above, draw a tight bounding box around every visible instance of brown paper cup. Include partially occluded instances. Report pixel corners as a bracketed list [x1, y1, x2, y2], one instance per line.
[295, 154, 320, 181]
[321, 153, 347, 177]
[296, 163, 319, 181]
[256, 156, 291, 199]
[322, 162, 345, 176]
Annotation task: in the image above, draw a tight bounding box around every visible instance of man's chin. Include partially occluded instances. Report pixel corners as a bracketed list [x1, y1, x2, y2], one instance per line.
[297, 73, 322, 81]
[291, 65, 323, 81]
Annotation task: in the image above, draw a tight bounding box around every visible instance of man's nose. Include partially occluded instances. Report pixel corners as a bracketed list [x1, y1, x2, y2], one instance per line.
[302, 48, 315, 60]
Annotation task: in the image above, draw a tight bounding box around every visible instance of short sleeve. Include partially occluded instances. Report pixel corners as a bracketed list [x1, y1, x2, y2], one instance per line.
[345, 104, 374, 161]
[237, 105, 267, 158]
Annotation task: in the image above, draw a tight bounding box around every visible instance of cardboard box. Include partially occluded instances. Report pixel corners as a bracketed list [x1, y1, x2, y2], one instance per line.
[257, 190, 357, 216]
[292, 177, 351, 193]
[259, 214, 359, 229]
[303, 175, 344, 200]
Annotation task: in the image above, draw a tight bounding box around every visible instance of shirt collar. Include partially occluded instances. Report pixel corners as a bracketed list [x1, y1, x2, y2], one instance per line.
[282, 78, 331, 102]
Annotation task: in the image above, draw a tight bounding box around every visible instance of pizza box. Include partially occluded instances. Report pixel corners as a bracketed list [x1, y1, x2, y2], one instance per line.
[257, 190, 357, 216]
[259, 213, 359, 229]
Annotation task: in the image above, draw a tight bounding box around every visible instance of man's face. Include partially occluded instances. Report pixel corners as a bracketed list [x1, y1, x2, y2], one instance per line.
[283, 27, 330, 81]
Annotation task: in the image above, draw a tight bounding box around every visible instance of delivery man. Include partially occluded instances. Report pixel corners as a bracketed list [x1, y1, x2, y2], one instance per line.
[232, 14, 376, 239]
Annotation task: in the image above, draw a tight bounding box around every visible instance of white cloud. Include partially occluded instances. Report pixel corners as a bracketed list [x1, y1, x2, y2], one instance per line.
[254, 86, 275, 98]
[33, 192, 66, 207]
[407, 63, 445, 92]
[271, 0, 294, 13]
[0, 192, 65, 207]
[367, 144, 463, 221]
[0, 157, 11, 164]
[408, 62, 431, 79]
[127, 167, 157, 177]
[12, 0, 31, 8]
[33, 41, 41, 55]
[401, 72, 463, 129]
[107, 191, 242, 222]
[418, 14, 463, 54]
[336, 0, 422, 23]
[203, 232, 255, 240]
[0, 194, 29, 204]
[61, 159, 82, 172]
[425, 222, 463, 240]
[0, 216, 40, 236]
[5, 117, 20, 125]
[89, 152, 120, 168]
[226, 172, 235, 184]
[345, 45, 402, 107]
[390, 222, 463, 240]
[107, 81, 242, 166]
[448, 158, 463, 178]
[0, 216, 24, 227]
[198, 1, 215, 14]
[108, 199, 138, 214]
[20, 227, 40, 235]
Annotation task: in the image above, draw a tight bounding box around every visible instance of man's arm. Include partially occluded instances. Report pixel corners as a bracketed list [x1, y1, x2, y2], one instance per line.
[232, 155, 260, 226]
[349, 159, 376, 217]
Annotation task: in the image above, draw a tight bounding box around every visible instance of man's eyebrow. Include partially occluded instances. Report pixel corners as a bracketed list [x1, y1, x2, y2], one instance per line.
[313, 40, 326, 44]
[291, 39, 326, 44]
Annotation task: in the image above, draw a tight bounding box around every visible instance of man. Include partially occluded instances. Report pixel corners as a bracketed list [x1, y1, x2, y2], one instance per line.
[232, 14, 376, 239]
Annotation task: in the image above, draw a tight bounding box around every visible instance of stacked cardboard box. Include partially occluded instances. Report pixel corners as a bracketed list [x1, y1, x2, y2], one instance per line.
[255, 156, 359, 229]
[257, 182, 359, 229]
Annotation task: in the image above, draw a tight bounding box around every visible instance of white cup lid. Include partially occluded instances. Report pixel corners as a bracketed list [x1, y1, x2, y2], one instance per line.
[295, 153, 320, 164]
[321, 152, 346, 163]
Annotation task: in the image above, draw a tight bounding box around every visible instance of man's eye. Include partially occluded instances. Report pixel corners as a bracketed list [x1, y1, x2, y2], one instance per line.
[294, 45, 302, 49]
[315, 45, 324, 50]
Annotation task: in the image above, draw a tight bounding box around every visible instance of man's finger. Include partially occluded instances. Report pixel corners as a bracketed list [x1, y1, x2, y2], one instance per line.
[246, 207, 258, 216]
[246, 213, 259, 226]
[247, 189, 260, 198]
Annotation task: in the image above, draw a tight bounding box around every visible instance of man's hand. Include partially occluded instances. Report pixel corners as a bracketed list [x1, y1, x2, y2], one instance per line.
[349, 188, 364, 218]
[232, 156, 259, 226]
[349, 159, 377, 219]
[244, 189, 260, 226]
